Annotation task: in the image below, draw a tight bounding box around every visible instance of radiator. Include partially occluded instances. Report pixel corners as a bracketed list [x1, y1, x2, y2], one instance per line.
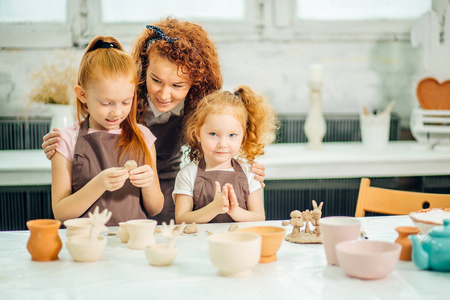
[263, 178, 398, 220]
[0, 186, 53, 230]
[0, 116, 51, 150]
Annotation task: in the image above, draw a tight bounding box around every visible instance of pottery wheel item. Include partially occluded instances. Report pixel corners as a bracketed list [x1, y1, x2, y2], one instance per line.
[416, 77, 450, 110]
[124, 160, 138, 171]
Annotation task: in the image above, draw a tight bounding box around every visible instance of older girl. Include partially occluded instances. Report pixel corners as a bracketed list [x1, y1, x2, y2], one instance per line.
[51, 36, 163, 225]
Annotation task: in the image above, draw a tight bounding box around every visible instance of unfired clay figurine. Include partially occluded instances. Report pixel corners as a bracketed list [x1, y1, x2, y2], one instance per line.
[228, 224, 239, 232]
[283, 200, 324, 244]
[145, 219, 184, 266]
[183, 222, 198, 234]
[66, 207, 112, 262]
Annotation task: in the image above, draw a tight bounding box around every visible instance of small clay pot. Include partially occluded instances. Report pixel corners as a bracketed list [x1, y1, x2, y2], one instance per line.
[26, 219, 62, 262]
[118, 222, 129, 243]
[395, 226, 421, 261]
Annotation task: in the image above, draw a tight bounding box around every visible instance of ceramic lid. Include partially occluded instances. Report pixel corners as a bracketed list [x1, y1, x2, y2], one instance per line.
[429, 219, 450, 237]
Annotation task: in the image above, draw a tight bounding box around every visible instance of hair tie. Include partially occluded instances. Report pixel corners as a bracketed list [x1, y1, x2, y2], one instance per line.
[94, 41, 116, 50]
[234, 92, 240, 97]
[145, 25, 179, 50]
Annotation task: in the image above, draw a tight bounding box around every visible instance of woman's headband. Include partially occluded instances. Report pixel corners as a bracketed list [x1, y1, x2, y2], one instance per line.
[145, 25, 179, 50]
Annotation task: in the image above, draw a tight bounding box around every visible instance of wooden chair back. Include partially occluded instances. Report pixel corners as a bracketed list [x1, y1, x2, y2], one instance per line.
[355, 178, 450, 217]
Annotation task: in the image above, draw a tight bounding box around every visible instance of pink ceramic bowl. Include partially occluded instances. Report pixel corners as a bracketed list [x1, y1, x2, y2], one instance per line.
[336, 240, 401, 280]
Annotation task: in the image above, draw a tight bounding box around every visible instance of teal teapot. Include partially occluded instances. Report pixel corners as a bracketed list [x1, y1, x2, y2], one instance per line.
[409, 219, 450, 271]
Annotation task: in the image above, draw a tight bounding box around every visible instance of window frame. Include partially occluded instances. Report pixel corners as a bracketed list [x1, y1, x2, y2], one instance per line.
[0, 0, 437, 49]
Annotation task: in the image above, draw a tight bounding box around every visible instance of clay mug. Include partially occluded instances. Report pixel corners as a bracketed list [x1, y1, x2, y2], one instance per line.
[63, 218, 91, 238]
[26, 219, 62, 261]
[395, 226, 420, 261]
[118, 222, 129, 243]
[126, 219, 157, 250]
[319, 216, 361, 266]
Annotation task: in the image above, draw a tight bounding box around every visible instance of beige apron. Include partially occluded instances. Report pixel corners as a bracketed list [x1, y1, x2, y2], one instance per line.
[72, 118, 147, 226]
[193, 158, 249, 223]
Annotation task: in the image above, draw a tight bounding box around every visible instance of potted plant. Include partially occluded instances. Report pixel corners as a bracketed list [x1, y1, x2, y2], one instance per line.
[27, 50, 78, 130]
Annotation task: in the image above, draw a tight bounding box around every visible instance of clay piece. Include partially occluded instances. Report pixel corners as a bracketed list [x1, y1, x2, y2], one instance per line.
[183, 222, 198, 234]
[228, 224, 239, 232]
[283, 200, 324, 244]
[145, 219, 183, 266]
[66, 207, 111, 262]
[124, 160, 138, 171]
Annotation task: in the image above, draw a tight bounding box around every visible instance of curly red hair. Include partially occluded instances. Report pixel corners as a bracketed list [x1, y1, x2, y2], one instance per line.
[184, 85, 279, 163]
[131, 17, 223, 124]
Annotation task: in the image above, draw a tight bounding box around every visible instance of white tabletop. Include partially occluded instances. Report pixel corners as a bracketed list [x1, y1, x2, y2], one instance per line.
[0, 216, 448, 300]
[1, 141, 450, 186]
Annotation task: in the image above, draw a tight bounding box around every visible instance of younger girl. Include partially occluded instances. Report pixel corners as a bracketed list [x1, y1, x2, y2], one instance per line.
[174, 85, 278, 223]
[51, 36, 164, 226]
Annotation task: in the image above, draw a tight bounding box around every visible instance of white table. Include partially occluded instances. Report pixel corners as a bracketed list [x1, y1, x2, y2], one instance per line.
[2, 141, 450, 186]
[0, 217, 448, 300]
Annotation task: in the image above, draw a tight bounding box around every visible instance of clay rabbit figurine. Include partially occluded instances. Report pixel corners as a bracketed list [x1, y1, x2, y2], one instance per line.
[311, 200, 323, 236]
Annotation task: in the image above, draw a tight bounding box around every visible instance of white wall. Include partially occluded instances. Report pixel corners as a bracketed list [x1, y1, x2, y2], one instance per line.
[1, 38, 425, 128]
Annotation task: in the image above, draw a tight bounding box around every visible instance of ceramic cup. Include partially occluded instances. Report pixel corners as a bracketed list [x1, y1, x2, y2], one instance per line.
[145, 244, 177, 266]
[126, 219, 157, 250]
[63, 218, 92, 238]
[360, 112, 391, 152]
[66, 236, 107, 262]
[319, 216, 361, 266]
[118, 222, 129, 243]
[209, 232, 261, 277]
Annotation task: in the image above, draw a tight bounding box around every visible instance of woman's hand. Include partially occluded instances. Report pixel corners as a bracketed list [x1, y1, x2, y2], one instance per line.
[42, 129, 61, 160]
[97, 167, 129, 191]
[129, 164, 155, 188]
[250, 161, 266, 188]
[212, 181, 230, 214]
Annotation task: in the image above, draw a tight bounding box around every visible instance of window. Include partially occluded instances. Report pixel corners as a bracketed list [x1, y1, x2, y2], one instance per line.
[0, 0, 437, 48]
[0, 0, 66, 22]
[0, 0, 72, 48]
[102, 0, 245, 22]
[296, 0, 431, 21]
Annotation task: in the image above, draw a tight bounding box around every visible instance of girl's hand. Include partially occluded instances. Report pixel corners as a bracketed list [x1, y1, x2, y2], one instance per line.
[98, 167, 129, 191]
[250, 161, 266, 188]
[129, 164, 155, 188]
[212, 181, 229, 214]
[42, 129, 61, 160]
[226, 184, 239, 216]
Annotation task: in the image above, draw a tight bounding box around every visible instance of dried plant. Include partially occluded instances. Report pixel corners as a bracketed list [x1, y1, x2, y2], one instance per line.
[27, 50, 78, 105]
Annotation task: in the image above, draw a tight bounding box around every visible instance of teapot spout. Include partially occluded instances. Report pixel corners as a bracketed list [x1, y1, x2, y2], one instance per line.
[409, 235, 429, 270]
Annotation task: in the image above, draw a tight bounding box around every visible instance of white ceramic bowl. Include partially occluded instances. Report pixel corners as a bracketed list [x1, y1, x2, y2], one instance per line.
[64, 218, 91, 238]
[66, 236, 107, 262]
[209, 232, 261, 277]
[145, 244, 177, 266]
[409, 208, 450, 234]
[336, 240, 401, 280]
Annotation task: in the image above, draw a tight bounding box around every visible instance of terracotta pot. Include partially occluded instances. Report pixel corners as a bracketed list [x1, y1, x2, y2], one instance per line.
[26, 219, 62, 262]
[395, 226, 420, 261]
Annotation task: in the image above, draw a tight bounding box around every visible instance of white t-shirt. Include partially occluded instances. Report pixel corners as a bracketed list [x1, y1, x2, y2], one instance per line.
[172, 160, 262, 202]
[55, 122, 156, 162]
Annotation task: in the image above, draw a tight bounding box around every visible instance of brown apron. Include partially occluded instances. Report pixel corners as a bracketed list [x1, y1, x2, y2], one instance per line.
[147, 113, 183, 224]
[72, 118, 147, 226]
[193, 158, 249, 223]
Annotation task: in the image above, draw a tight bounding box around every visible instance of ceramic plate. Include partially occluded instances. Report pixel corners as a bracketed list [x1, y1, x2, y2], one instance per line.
[416, 77, 450, 110]
[409, 208, 450, 234]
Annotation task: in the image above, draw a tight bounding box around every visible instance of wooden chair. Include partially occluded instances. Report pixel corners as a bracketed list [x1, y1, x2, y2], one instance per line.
[355, 178, 450, 217]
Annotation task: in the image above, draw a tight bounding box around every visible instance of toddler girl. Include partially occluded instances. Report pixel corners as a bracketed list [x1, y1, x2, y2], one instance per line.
[174, 85, 278, 223]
